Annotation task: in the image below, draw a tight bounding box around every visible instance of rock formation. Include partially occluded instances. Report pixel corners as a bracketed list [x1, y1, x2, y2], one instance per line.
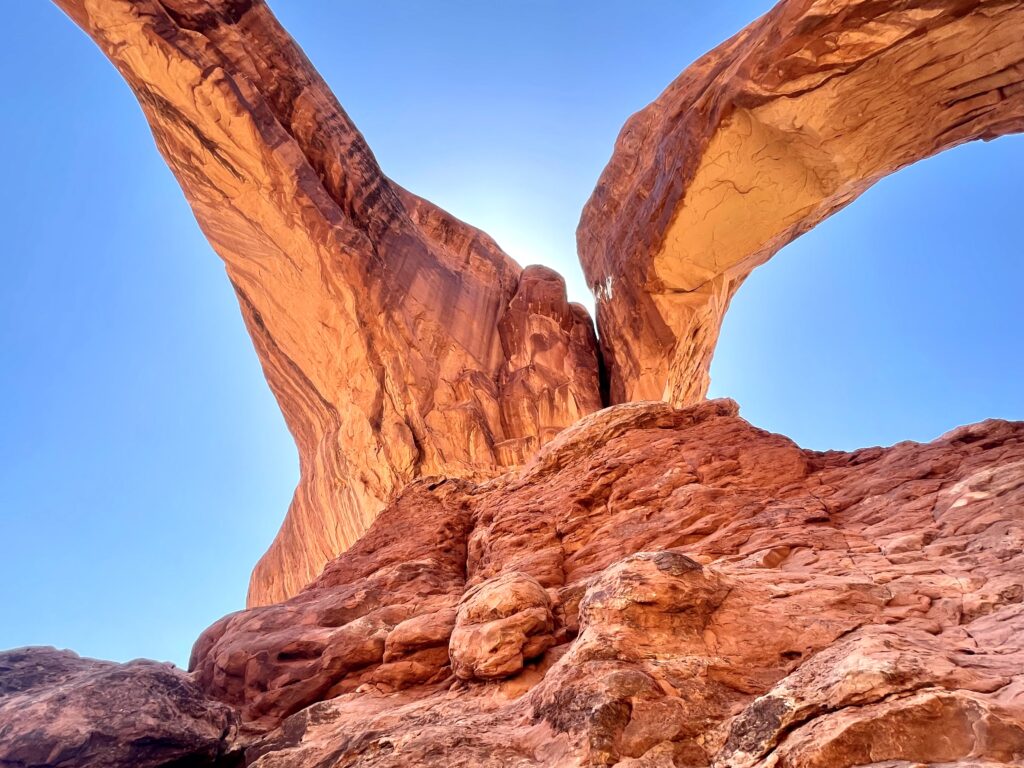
[48, 0, 1024, 607]
[0, 647, 240, 767]
[50, 0, 602, 607]
[578, 0, 1024, 405]
[3, 0, 1023, 766]
[9, 401, 1023, 765]
[181, 400, 1024, 765]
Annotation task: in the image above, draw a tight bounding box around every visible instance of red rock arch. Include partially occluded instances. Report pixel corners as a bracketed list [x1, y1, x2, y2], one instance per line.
[53, 0, 1024, 604]
[579, 0, 1024, 407]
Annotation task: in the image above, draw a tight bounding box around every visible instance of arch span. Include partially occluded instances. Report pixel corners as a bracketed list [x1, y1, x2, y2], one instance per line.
[52, 0, 1024, 604]
[580, 0, 1024, 406]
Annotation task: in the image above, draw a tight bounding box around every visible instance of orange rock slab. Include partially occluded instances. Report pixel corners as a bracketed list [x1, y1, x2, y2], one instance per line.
[184, 400, 1024, 765]
[7, 400, 1023, 764]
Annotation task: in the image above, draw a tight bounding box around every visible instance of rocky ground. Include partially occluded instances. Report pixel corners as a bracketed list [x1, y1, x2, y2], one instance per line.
[4, 400, 1023, 766]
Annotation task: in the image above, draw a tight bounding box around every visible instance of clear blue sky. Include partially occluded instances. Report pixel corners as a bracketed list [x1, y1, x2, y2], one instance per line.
[1, 2, 1021, 667]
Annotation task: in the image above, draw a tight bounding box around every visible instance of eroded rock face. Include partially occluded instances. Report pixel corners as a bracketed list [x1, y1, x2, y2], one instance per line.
[578, 0, 1024, 406]
[50, 0, 1024, 608]
[4, 402, 1023, 765]
[50, 0, 602, 607]
[186, 480, 472, 727]
[0, 647, 240, 767]
[173, 400, 1024, 766]
[450, 571, 556, 681]
[21, 1, 1024, 766]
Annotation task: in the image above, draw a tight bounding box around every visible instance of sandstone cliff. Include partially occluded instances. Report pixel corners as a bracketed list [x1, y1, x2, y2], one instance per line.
[2, 0, 1023, 766]
[48, 0, 1024, 608]
[5, 401, 1024, 765]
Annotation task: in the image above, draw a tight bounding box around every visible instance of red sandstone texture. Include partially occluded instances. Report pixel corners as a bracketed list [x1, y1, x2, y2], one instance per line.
[45, 0, 1024, 607]
[187, 401, 1024, 766]
[2, 0, 1023, 766]
[0, 647, 240, 767]
[6, 401, 1024, 765]
[578, 0, 1024, 406]
[50, 0, 602, 608]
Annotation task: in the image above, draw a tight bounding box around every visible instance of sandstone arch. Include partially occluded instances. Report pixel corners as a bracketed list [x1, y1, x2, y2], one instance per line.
[51, 0, 1024, 607]
[579, 0, 1024, 406]
[51, 0, 602, 606]
[15, 2, 1024, 764]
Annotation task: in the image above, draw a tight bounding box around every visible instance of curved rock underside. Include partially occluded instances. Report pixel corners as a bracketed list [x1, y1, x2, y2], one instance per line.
[3, 0, 1023, 766]
[51, 0, 603, 607]
[579, 0, 1024, 405]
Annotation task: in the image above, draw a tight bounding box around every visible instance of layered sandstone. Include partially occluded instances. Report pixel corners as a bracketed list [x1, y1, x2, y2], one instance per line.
[8, 401, 1023, 765]
[50, 0, 601, 607]
[8, 1, 1024, 766]
[181, 400, 1024, 765]
[52, 0, 1024, 605]
[578, 0, 1024, 405]
[193, 400, 1024, 764]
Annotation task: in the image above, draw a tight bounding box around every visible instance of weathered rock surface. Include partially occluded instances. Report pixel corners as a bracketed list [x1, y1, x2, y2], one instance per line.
[50, 0, 602, 607]
[12, 0, 1024, 766]
[579, 0, 1024, 405]
[51, 0, 1024, 606]
[0, 647, 240, 767]
[175, 399, 1024, 765]
[450, 571, 557, 682]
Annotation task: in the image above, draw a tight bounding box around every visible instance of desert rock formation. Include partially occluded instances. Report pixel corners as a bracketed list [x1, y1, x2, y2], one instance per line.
[49, 0, 1024, 606]
[50, 0, 602, 607]
[578, 0, 1024, 405]
[183, 401, 1024, 765]
[9, 401, 1023, 765]
[0, 647, 240, 767]
[3, 0, 1024, 766]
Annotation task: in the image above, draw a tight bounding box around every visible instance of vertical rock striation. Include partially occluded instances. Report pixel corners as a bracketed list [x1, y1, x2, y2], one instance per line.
[50, 0, 602, 606]
[51, 0, 1024, 605]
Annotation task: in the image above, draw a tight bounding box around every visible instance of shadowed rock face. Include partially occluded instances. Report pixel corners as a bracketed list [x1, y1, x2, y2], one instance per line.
[0, 647, 241, 767]
[8, 0, 1024, 766]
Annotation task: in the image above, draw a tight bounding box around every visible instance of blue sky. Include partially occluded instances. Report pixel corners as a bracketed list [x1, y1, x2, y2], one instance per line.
[1, 2, 1020, 667]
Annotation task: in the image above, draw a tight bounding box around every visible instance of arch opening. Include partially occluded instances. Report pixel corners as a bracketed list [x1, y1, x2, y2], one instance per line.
[707, 136, 1024, 450]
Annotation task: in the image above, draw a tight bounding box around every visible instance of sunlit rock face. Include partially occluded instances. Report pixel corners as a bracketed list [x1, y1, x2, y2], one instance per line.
[578, 0, 1024, 407]
[50, 0, 1024, 606]
[189, 400, 1024, 764]
[50, 0, 602, 607]
[9, 0, 1024, 765]
[7, 400, 1024, 765]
